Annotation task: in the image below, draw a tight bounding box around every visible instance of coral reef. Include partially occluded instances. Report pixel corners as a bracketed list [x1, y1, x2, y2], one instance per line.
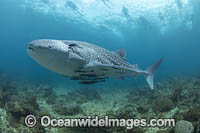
[0, 108, 16, 132]
[156, 129, 173, 133]
[174, 120, 194, 133]
[137, 104, 150, 114]
[0, 80, 17, 108]
[0, 86, 4, 108]
[65, 88, 102, 105]
[127, 127, 144, 133]
[152, 97, 173, 113]
[196, 118, 200, 133]
[183, 106, 200, 122]
[0, 74, 200, 133]
[173, 111, 184, 122]
[5, 95, 40, 127]
[53, 105, 83, 116]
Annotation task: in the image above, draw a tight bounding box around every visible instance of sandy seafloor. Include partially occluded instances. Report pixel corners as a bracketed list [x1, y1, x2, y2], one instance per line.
[0, 73, 200, 133]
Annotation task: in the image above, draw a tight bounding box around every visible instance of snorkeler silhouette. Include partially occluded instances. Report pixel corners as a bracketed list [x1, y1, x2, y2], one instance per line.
[138, 16, 151, 30]
[65, 1, 82, 16]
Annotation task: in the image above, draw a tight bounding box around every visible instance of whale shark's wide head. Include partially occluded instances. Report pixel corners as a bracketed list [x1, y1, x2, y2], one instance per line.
[27, 39, 81, 76]
[27, 39, 68, 64]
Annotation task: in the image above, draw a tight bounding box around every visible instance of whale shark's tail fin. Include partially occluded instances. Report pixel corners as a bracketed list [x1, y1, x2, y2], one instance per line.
[145, 59, 163, 89]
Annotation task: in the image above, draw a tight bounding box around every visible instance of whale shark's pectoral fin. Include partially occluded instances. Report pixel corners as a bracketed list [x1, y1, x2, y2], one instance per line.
[68, 52, 85, 65]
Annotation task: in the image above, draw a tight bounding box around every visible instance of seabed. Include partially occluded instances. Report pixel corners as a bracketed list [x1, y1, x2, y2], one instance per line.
[0, 73, 200, 133]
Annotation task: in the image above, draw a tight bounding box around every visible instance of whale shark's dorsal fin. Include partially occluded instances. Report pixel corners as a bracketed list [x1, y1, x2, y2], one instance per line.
[112, 48, 126, 61]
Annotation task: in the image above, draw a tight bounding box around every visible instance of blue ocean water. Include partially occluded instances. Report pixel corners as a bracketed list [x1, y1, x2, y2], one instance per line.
[0, 0, 200, 88]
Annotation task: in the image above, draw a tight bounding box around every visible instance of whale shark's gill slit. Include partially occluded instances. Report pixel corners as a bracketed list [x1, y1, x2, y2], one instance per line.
[112, 66, 121, 70]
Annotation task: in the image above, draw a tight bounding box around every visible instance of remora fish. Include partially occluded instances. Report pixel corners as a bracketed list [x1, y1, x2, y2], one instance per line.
[27, 39, 163, 89]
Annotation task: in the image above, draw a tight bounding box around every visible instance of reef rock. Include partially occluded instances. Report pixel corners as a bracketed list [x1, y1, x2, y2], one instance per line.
[183, 107, 200, 122]
[53, 105, 83, 116]
[137, 104, 149, 114]
[153, 97, 173, 113]
[196, 118, 200, 133]
[0, 87, 5, 107]
[5, 95, 39, 127]
[65, 89, 101, 104]
[174, 120, 194, 133]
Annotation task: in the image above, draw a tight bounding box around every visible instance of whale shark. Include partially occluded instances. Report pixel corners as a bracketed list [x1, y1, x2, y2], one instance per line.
[27, 39, 163, 89]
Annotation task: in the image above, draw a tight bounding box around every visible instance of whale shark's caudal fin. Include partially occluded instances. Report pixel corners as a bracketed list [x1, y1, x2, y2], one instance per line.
[145, 59, 163, 89]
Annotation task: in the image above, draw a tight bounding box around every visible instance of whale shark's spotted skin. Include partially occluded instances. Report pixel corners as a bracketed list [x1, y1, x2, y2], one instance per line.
[27, 39, 163, 89]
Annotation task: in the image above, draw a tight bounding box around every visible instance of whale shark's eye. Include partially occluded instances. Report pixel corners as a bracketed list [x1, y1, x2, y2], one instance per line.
[38, 46, 42, 49]
[48, 46, 52, 49]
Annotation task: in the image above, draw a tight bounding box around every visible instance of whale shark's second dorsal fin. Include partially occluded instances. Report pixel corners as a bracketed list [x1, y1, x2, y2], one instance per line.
[112, 48, 126, 61]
